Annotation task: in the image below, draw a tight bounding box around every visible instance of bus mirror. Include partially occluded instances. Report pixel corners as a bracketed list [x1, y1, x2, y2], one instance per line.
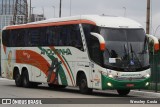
[146, 34, 159, 51]
[90, 32, 106, 51]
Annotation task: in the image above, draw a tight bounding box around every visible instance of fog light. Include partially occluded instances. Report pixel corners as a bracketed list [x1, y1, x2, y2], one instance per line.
[145, 82, 149, 86]
[108, 74, 113, 78]
[107, 82, 112, 87]
[145, 74, 150, 78]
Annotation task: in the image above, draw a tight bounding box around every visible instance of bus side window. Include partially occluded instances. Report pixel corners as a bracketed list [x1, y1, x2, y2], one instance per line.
[82, 24, 102, 65]
[30, 28, 41, 46]
[40, 27, 47, 46]
[24, 29, 30, 46]
[60, 26, 68, 46]
[69, 25, 83, 51]
[90, 36, 103, 65]
[16, 29, 24, 47]
[10, 30, 17, 47]
[2, 30, 9, 47]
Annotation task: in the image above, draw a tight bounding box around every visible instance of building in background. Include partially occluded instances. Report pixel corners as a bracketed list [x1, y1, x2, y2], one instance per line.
[30, 14, 46, 22]
[0, 0, 15, 15]
[0, 0, 46, 31]
[0, 0, 16, 31]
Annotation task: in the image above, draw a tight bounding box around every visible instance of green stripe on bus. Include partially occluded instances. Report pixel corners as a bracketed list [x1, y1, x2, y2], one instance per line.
[62, 55, 75, 84]
[38, 47, 68, 85]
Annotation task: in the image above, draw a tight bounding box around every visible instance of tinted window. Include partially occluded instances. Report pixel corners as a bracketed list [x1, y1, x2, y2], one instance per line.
[2, 30, 9, 46]
[30, 28, 41, 46]
[2, 24, 83, 50]
[100, 28, 145, 42]
[82, 24, 102, 65]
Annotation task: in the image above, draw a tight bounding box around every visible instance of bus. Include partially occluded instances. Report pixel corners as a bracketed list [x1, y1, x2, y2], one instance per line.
[1, 15, 159, 95]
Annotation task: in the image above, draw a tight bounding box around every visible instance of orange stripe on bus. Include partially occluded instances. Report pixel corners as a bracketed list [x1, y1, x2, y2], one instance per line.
[16, 50, 50, 76]
[6, 20, 96, 30]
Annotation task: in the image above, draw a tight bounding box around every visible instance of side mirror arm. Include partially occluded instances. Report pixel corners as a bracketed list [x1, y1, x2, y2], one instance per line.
[90, 32, 106, 51]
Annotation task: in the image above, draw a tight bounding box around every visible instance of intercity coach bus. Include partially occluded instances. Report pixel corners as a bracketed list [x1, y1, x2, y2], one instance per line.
[1, 15, 159, 95]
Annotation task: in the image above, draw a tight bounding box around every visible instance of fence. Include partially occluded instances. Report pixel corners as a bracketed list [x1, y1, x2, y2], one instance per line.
[148, 39, 160, 92]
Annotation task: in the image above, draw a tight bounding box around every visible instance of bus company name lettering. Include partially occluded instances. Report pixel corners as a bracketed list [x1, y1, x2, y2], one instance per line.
[23, 51, 30, 59]
[41, 48, 72, 56]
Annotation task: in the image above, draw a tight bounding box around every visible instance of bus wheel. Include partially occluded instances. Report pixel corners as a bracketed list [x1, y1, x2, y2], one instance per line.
[117, 89, 130, 96]
[15, 73, 22, 87]
[22, 71, 31, 88]
[79, 74, 92, 94]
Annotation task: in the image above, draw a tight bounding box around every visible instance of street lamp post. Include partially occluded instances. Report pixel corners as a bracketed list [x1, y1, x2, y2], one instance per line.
[146, 0, 151, 34]
[59, 0, 62, 17]
[29, 0, 32, 22]
[31, 7, 35, 15]
[52, 6, 56, 18]
[123, 7, 126, 17]
[70, 0, 71, 16]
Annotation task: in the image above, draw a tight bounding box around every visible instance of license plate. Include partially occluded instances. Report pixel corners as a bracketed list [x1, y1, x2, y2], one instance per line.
[126, 84, 134, 87]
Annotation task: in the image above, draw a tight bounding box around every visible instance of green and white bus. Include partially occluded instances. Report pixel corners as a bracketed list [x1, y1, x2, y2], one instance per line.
[1, 15, 159, 95]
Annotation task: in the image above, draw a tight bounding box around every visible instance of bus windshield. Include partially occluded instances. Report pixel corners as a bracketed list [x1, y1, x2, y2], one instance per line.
[100, 28, 149, 71]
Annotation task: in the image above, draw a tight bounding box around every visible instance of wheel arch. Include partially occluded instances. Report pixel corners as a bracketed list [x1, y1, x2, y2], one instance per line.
[13, 66, 20, 80]
[76, 70, 89, 86]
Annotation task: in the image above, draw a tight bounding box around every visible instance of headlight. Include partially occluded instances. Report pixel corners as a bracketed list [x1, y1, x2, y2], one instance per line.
[144, 74, 150, 78]
[145, 82, 149, 86]
[107, 82, 112, 87]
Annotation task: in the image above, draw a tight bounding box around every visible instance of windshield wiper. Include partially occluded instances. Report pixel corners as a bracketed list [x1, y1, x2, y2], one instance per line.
[130, 43, 142, 68]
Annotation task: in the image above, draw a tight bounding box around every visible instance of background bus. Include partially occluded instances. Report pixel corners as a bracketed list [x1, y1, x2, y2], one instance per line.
[1, 15, 158, 95]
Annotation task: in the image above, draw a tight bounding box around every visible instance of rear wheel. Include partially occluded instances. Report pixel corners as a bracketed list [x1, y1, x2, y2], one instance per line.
[15, 73, 22, 87]
[79, 74, 92, 94]
[117, 89, 130, 96]
[22, 71, 31, 88]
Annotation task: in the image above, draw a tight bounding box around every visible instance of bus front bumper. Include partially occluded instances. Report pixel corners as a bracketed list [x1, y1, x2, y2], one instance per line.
[101, 75, 150, 90]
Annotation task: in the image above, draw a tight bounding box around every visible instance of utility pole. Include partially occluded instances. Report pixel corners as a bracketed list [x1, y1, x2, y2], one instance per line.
[30, 0, 32, 22]
[59, 0, 62, 17]
[146, 0, 150, 34]
[70, 0, 71, 16]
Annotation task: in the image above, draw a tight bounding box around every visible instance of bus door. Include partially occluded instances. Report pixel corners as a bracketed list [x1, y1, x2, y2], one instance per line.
[89, 36, 103, 89]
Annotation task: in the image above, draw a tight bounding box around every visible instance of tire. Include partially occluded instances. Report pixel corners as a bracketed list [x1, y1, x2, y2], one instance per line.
[79, 74, 93, 94]
[117, 89, 130, 96]
[15, 73, 22, 87]
[22, 71, 31, 88]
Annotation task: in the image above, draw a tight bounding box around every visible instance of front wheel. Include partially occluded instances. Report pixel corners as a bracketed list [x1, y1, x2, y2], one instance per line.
[117, 89, 130, 96]
[79, 74, 92, 94]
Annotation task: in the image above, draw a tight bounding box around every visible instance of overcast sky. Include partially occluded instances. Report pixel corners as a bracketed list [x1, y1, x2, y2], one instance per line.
[29, 0, 160, 37]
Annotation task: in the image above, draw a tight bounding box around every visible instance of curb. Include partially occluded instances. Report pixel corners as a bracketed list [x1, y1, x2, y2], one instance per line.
[131, 90, 160, 96]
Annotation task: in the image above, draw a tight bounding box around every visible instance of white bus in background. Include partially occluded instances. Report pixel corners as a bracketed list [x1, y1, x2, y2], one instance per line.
[1, 15, 159, 95]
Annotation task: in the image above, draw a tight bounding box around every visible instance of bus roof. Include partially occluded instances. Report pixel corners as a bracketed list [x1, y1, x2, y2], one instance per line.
[3, 15, 143, 30]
